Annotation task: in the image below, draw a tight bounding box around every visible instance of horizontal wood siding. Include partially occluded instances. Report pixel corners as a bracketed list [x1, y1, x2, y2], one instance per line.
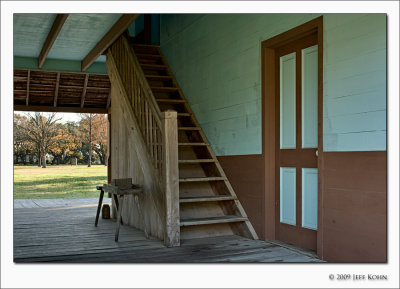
[218, 154, 265, 239]
[321, 151, 387, 262]
[160, 14, 386, 155]
[160, 14, 320, 156]
[323, 14, 386, 151]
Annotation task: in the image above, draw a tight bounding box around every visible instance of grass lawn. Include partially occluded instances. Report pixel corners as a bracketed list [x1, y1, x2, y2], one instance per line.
[14, 165, 107, 199]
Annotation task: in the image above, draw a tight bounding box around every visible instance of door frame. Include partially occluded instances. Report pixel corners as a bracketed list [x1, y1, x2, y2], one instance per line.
[261, 16, 324, 257]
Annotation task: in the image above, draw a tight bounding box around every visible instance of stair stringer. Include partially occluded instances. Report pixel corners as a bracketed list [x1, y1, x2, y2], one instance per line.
[156, 47, 259, 240]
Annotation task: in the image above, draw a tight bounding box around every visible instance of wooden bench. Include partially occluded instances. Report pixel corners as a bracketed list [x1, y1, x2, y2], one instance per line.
[95, 178, 148, 241]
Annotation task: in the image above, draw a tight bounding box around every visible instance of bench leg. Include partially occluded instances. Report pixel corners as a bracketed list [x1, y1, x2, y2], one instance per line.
[115, 195, 124, 242]
[112, 194, 123, 225]
[135, 195, 149, 239]
[95, 189, 104, 227]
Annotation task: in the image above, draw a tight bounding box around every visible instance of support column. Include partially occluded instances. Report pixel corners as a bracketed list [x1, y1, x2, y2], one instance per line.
[107, 113, 112, 184]
[162, 110, 180, 247]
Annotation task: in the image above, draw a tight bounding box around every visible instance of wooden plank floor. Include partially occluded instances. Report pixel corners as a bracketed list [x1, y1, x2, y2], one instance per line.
[14, 198, 111, 209]
[14, 199, 323, 263]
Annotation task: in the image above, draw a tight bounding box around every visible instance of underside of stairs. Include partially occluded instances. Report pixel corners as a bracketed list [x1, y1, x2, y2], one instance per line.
[130, 42, 258, 241]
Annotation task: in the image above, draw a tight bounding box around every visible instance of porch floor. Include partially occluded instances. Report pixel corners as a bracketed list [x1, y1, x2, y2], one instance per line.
[14, 198, 322, 263]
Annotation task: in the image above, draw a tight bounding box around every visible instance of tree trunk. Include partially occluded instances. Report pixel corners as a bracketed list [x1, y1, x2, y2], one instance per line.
[38, 152, 41, 167]
[42, 155, 46, 168]
[14, 148, 19, 164]
[56, 156, 60, 165]
[41, 147, 46, 168]
[88, 147, 92, 167]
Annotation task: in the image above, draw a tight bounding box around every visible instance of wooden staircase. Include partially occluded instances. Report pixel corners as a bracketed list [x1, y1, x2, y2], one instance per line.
[130, 43, 258, 241]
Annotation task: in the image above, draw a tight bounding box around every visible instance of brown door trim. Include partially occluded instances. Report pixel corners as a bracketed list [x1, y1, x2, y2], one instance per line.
[261, 16, 324, 257]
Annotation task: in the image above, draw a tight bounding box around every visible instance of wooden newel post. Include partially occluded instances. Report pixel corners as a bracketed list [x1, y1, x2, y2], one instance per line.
[162, 110, 180, 247]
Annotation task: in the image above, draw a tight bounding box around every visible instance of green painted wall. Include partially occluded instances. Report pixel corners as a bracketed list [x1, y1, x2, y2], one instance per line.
[128, 14, 160, 45]
[323, 14, 386, 151]
[160, 14, 386, 155]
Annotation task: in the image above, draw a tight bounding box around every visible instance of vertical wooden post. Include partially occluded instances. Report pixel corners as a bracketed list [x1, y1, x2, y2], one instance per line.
[162, 110, 180, 247]
[107, 113, 112, 184]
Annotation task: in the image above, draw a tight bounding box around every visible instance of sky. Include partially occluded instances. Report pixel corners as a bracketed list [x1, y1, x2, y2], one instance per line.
[14, 111, 82, 123]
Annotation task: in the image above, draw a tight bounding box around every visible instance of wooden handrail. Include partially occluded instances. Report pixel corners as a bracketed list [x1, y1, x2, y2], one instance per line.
[108, 36, 164, 176]
[121, 36, 162, 126]
[108, 35, 180, 246]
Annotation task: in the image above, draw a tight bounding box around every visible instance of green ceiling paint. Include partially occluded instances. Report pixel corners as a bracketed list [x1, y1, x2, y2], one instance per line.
[47, 13, 122, 60]
[13, 13, 121, 62]
[14, 14, 57, 58]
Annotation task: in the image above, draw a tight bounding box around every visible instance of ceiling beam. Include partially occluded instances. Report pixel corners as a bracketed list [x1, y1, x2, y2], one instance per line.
[54, 72, 60, 107]
[14, 105, 108, 114]
[80, 74, 89, 108]
[25, 70, 30, 106]
[38, 14, 69, 69]
[81, 14, 140, 71]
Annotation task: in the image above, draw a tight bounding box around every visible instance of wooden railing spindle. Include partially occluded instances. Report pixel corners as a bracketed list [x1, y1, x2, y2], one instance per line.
[108, 36, 179, 247]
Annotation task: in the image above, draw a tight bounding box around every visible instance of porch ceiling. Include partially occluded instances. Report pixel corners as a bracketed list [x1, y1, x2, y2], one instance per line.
[13, 13, 125, 72]
[13, 13, 138, 113]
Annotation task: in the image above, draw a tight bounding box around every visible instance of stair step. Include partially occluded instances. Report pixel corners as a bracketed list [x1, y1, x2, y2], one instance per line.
[179, 195, 236, 203]
[140, 64, 168, 69]
[180, 216, 247, 227]
[156, 99, 186, 103]
[179, 177, 226, 182]
[145, 75, 173, 80]
[132, 43, 160, 48]
[178, 142, 208, 146]
[137, 54, 162, 59]
[151, 87, 179, 92]
[178, 127, 201, 131]
[179, 159, 215, 163]
[177, 113, 191, 117]
[138, 58, 161, 64]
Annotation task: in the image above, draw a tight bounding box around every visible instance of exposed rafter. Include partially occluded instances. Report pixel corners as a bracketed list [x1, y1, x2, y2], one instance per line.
[14, 105, 108, 114]
[14, 69, 110, 113]
[38, 14, 69, 69]
[80, 74, 89, 108]
[25, 70, 30, 106]
[81, 14, 140, 71]
[54, 72, 60, 107]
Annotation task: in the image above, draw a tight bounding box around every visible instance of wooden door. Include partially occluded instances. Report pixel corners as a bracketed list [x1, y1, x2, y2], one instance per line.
[275, 33, 319, 251]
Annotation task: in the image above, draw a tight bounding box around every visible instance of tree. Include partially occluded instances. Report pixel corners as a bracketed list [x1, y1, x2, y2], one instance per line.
[79, 114, 94, 167]
[91, 115, 108, 165]
[79, 114, 108, 166]
[21, 112, 60, 168]
[64, 121, 82, 163]
[13, 114, 34, 164]
[48, 122, 79, 165]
